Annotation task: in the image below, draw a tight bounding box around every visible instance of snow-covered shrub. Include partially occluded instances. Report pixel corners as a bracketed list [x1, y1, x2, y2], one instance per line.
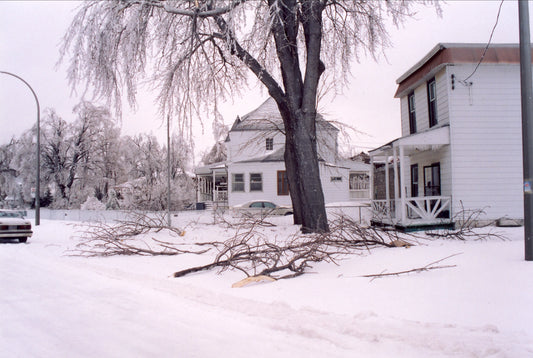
[81, 196, 106, 210]
[106, 189, 120, 210]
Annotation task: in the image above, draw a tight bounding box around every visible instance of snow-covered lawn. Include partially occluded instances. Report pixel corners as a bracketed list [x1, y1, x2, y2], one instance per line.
[1, 211, 532, 357]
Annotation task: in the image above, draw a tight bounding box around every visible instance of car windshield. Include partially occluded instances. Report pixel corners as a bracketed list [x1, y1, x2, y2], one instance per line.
[0, 211, 23, 218]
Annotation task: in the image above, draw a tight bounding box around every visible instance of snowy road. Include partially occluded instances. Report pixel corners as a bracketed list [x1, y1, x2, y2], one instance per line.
[1, 219, 532, 357]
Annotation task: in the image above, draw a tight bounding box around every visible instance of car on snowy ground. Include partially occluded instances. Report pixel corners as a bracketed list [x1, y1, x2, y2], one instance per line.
[0, 210, 33, 243]
[232, 200, 293, 217]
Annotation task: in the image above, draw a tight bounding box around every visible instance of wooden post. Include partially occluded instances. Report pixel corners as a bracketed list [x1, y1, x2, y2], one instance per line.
[399, 145, 406, 223]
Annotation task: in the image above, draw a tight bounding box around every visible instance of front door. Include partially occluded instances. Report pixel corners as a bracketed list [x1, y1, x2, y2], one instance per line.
[423, 163, 441, 196]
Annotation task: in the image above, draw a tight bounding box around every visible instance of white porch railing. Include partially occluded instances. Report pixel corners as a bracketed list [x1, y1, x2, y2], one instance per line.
[406, 196, 451, 221]
[214, 189, 228, 202]
[372, 196, 451, 225]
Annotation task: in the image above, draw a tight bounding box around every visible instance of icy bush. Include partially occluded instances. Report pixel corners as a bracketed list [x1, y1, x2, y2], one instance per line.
[81, 196, 106, 210]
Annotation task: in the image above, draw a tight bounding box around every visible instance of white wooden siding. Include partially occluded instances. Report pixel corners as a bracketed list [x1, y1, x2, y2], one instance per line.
[320, 164, 351, 203]
[227, 131, 285, 162]
[448, 64, 523, 220]
[400, 69, 450, 137]
[227, 161, 350, 207]
[227, 162, 290, 207]
[228, 127, 338, 163]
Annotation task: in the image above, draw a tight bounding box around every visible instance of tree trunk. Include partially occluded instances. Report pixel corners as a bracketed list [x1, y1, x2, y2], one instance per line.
[283, 109, 329, 233]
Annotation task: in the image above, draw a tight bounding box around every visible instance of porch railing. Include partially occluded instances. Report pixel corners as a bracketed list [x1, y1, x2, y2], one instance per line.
[372, 196, 451, 224]
[214, 189, 228, 202]
[406, 196, 451, 221]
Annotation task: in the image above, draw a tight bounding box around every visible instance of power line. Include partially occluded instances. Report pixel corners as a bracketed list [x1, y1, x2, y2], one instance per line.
[461, 0, 505, 84]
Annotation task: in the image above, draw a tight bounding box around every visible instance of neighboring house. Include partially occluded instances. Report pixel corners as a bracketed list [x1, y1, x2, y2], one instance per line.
[369, 43, 526, 230]
[195, 98, 371, 208]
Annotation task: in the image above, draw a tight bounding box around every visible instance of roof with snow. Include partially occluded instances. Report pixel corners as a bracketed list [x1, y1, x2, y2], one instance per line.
[229, 97, 338, 132]
[395, 43, 527, 98]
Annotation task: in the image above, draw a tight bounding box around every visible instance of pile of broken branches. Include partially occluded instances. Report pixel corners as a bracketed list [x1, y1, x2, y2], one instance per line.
[72, 210, 507, 282]
[72, 212, 208, 257]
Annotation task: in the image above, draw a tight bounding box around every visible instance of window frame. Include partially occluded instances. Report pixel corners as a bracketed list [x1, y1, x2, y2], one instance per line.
[349, 172, 370, 199]
[277, 170, 289, 196]
[423, 162, 441, 196]
[232, 173, 245, 192]
[427, 77, 438, 128]
[410, 164, 419, 197]
[265, 138, 274, 151]
[408, 92, 417, 134]
[249, 172, 263, 192]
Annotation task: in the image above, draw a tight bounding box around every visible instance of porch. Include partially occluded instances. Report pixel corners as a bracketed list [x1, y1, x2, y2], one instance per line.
[369, 125, 454, 230]
[195, 162, 228, 207]
[371, 196, 453, 231]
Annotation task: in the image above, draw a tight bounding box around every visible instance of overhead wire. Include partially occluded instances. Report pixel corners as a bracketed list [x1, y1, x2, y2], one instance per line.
[460, 0, 505, 84]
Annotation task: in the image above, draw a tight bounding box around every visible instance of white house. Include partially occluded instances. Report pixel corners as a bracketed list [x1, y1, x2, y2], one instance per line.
[195, 98, 371, 208]
[369, 43, 526, 230]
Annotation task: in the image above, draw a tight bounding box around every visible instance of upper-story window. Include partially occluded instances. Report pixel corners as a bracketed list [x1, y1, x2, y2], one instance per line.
[265, 138, 273, 151]
[427, 77, 438, 127]
[408, 92, 416, 134]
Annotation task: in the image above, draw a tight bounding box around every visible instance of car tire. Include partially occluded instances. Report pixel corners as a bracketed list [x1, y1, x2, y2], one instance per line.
[18, 237, 27, 243]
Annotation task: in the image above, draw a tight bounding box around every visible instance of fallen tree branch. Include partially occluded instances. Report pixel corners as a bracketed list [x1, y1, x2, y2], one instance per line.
[360, 253, 462, 281]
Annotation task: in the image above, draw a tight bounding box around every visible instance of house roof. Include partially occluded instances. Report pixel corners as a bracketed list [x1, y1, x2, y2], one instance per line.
[229, 97, 338, 132]
[395, 43, 528, 98]
[369, 124, 450, 160]
[234, 146, 326, 164]
[194, 161, 227, 175]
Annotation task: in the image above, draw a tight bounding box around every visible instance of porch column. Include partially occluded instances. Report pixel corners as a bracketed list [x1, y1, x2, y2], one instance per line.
[385, 156, 390, 207]
[370, 156, 374, 200]
[196, 177, 201, 202]
[393, 145, 399, 202]
[399, 145, 407, 222]
[212, 170, 216, 202]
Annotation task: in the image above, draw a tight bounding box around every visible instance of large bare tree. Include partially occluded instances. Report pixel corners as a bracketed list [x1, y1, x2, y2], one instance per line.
[61, 0, 436, 233]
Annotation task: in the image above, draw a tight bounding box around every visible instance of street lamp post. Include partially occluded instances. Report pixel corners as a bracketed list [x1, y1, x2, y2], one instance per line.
[0, 71, 41, 226]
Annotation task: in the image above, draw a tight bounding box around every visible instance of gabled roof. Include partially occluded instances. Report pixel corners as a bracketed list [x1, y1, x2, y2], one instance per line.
[229, 97, 338, 132]
[395, 43, 527, 98]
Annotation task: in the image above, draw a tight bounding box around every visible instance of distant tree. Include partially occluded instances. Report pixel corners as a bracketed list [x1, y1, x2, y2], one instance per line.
[117, 132, 194, 210]
[40, 102, 119, 207]
[62, 0, 437, 232]
[0, 140, 17, 200]
[201, 141, 227, 166]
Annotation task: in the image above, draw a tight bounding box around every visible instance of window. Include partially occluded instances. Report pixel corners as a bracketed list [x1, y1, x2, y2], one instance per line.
[423, 163, 441, 196]
[349, 172, 370, 199]
[427, 78, 438, 127]
[277, 171, 289, 195]
[408, 92, 416, 134]
[232, 173, 244, 192]
[250, 173, 263, 191]
[410, 164, 419, 197]
[265, 138, 274, 151]
[330, 176, 343, 182]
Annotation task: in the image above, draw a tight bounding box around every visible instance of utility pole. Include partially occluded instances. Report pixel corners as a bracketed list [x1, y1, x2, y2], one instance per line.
[167, 114, 172, 227]
[519, 0, 533, 261]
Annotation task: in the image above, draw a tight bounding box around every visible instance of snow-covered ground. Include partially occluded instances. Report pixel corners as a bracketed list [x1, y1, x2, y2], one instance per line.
[1, 211, 532, 357]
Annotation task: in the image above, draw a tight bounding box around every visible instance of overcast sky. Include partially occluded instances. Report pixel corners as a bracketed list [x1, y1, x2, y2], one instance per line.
[0, 0, 528, 158]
